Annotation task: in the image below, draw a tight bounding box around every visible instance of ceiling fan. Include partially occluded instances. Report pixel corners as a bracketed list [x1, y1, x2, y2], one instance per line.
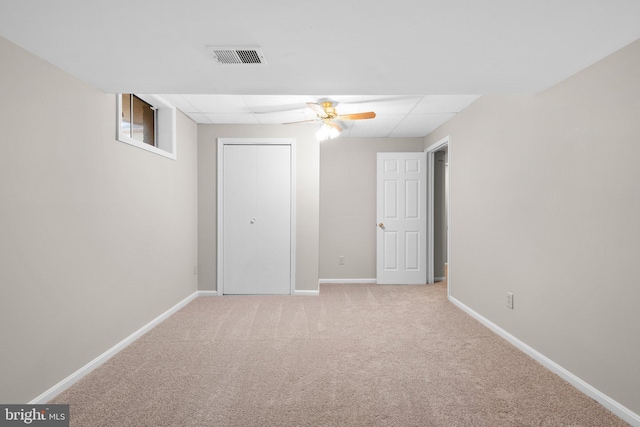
[284, 101, 376, 140]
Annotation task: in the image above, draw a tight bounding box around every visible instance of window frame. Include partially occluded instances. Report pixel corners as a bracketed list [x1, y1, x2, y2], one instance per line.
[116, 94, 177, 160]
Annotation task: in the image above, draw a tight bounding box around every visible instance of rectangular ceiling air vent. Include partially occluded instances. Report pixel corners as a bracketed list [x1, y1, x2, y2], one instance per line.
[207, 46, 267, 65]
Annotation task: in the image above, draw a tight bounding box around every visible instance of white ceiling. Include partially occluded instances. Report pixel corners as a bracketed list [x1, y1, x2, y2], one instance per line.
[161, 94, 481, 137]
[1, 1, 639, 137]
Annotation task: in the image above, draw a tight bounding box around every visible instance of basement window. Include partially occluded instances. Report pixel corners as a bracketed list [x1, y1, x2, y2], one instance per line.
[117, 94, 176, 159]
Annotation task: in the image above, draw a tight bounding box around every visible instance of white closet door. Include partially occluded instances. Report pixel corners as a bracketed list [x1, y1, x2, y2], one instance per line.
[222, 144, 291, 294]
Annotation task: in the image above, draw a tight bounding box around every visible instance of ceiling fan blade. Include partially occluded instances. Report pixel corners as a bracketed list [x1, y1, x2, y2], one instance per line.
[283, 119, 319, 125]
[307, 102, 328, 118]
[337, 112, 376, 121]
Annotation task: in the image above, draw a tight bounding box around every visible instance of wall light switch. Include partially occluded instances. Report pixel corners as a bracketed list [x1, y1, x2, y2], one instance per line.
[338, 256, 345, 265]
[506, 292, 514, 309]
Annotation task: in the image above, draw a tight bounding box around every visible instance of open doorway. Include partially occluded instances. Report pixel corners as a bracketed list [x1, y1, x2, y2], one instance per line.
[426, 136, 450, 294]
[433, 149, 448, 282]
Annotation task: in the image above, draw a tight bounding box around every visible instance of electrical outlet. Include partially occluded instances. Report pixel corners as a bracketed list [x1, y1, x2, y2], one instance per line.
[338, 256, 345, 265]
[506, 292, 514, 309]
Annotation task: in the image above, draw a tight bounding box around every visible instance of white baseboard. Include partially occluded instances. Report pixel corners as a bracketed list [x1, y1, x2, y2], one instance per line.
[448, 295, 640, 427]
[319, 278, 377, 284]
[29, 291, 200, 404]
[293, 289, 320, 296]
[197, 290, 218, 296]
[434, 276, 446, 282]
[199, 289, 316, 296]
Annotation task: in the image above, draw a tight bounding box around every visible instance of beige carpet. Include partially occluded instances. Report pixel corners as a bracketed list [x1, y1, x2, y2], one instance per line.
[51, 283, 627, 426]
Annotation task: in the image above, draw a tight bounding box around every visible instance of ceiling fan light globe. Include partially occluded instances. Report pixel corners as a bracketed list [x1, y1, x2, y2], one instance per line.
[316, 123, 341, 141]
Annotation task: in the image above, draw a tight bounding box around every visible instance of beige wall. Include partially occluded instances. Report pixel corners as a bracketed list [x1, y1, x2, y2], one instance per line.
[197, 124, 320, 292]
[0, 37, 198, 403]
[319, 137, 424, 279]
[425, 40, 640, 414]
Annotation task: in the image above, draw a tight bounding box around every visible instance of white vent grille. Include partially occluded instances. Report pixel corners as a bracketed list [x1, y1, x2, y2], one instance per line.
[208, 46, 267, 65]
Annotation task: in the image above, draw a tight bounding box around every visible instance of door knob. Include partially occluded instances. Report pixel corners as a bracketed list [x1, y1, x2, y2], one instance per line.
[378, 223, 385, 229]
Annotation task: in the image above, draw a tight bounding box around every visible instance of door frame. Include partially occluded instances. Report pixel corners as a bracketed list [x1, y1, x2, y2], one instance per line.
[217, 138, 297, 295]
[425, 135, 450, 296]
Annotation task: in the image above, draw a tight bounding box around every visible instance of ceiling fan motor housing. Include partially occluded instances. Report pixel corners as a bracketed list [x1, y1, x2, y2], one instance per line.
[321, 102, 337, 118]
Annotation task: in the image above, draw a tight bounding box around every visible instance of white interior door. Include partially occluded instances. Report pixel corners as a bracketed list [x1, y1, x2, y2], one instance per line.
[221, 143, 292, 294]
[376, 152, 427, 284]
